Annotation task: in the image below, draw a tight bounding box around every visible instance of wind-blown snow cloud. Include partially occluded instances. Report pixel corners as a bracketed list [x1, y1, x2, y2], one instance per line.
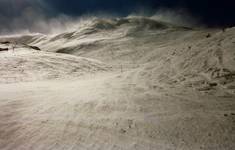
[0, 0, 234, 34]
[0, 0, 55, 34]
[128, 8, 202, 28]
[151, 9, 201, 28]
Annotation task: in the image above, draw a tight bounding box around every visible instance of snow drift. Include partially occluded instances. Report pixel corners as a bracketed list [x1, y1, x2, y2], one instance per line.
[0, 16, 234, 150]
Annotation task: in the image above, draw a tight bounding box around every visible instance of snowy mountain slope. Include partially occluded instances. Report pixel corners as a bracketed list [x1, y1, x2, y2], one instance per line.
[21, 17, 235, 94]
[0, 17, 234, 150]
[0, 50, 109, 83]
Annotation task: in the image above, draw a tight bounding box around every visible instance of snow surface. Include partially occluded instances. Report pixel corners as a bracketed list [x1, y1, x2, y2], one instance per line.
[0, 17, 234, 150]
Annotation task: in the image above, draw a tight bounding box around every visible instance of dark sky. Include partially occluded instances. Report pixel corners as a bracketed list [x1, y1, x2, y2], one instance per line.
[47, 0, 235, 26]
[0, 0, 235, 33]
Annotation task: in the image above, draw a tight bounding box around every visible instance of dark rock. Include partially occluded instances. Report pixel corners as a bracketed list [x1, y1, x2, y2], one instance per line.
[206, 33, 211, 38]
[0, 41, 11, 45]
[0, 48, 8, 51]
[152, 85, 158, 89]
[29, 46, 41, 51]
[209, 83, 218, 87]
[120, 129, 127, 134]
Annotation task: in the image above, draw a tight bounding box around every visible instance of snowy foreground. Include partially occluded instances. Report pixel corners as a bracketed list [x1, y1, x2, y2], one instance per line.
[0, 17, 235, 150]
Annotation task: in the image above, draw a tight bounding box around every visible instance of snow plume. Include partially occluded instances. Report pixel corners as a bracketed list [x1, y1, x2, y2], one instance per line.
[0, 0, 116, 35]
[129, 8, 202, 28]
[0, 0, 52, 34]
[0, 0, 81, 35]
[151, 8, 202, 28]
[0, 0, 201, 35]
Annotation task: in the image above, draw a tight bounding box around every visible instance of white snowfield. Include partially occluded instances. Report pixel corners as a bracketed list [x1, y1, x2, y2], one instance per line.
[0, 17, 234, 150]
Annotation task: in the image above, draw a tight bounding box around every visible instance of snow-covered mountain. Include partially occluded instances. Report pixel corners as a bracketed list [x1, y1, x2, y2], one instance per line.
[0, 17, 234, 150]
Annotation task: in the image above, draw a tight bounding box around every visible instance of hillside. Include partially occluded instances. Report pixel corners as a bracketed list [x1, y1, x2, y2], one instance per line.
[0, 17, 234, 150]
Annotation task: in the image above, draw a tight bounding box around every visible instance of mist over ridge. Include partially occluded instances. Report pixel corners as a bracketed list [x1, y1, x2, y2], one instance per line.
[0, 9, 202, 35]
[0, 0, 235, 35]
